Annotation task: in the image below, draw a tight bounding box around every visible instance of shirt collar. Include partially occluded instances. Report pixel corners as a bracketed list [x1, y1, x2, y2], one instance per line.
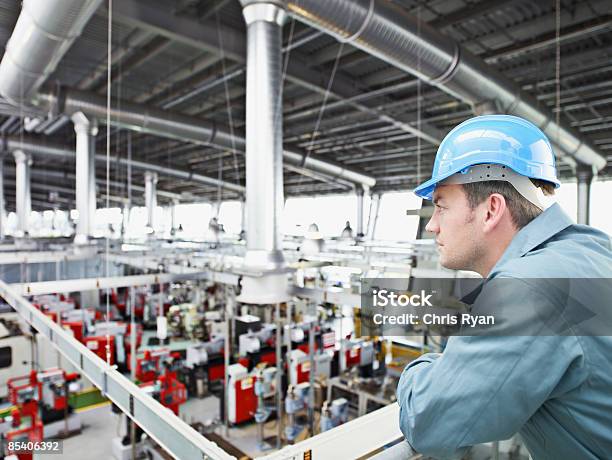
[489, 203, 574, 276]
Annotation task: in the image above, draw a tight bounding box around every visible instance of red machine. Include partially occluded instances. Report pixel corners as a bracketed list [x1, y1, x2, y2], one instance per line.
[321, 331, 336, 349]
[84, 335, 115, 365]
[227, 364, 258, 424]
[5, 371, 44, 460]
[158, 368, 187, 415]
[288, 349, 311, 385]
[343, 342, 362, 369]
[124, 323, 142, 351]
[61, 320, 85, 342]
[139, 357, 187, 416]
[110, 289, 127, 314]
[37, 368, 80, 418]
[134, 349, 170, 383]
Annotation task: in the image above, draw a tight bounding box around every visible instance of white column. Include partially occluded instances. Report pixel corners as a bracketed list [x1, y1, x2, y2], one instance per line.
[72, 111, 98, 244]
[144, 171, 158, 233]
[576, 165, 594, 225]
[170, 198, 179, 236]
[0, 156, 5, 240]
[356, 186, 365, 238]
[13, 150, 32, 236]
[238, 0, 289, 304]
[121, 204, 130, 237]
[241, 0, 287, 270]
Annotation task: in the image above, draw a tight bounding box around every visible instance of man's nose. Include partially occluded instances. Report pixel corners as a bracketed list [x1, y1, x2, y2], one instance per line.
[425, 213, 439, 234]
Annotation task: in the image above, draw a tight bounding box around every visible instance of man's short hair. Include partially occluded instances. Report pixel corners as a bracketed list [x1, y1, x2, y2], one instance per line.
[461, 179, 555, 229]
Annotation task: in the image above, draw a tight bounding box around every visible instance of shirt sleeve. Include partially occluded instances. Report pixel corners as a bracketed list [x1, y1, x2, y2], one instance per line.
[395, 277, 588, 459]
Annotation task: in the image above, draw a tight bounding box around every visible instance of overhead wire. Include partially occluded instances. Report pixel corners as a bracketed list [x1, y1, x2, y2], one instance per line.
[294, 28, 346, 189]
[555, 0, 561, 152]
[417, 2, 422, 188]
[214, 10, 242, 200]
[104, 0, 112, 367]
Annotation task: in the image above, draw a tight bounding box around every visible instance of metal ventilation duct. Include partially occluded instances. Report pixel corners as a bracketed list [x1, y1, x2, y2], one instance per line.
[241, 0, 287, 272]
[285, 0, 607, 171]
[0, 0, 375, 190]
[3, 135, 246, 195]
[36, 88, 377, 188]
[0, 0, 103, 105]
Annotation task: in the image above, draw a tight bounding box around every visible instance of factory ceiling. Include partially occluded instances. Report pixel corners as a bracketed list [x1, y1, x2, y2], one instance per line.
[0, 0, 610, 211]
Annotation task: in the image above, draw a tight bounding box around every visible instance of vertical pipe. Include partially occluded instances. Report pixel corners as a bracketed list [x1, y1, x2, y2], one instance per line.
[72, 111, 98, 244]
[275, 302, 283, 448]
[144, 171, 158, 233]
[308, 317, 315, 435]
[367, 193, 382, 240]
[241, 0, 287, 270]
[121, 205, 129, 237]
[0, 156, 5, 240]
[356, 186, 365, 238]
[13, 149, 32, 236]
[223, 291, 233, 437]
[576, 165, 594, 225]
[170, 199, 179, 236]
[240, 198, 246, 239]
[89, 128, 96, 227]
[129, 287, 137, 459]
[124, 131, 132, 239]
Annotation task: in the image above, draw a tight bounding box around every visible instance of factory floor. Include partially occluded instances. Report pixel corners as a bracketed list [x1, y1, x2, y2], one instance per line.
[36, 393, 269, 460]
[34, 395, 531, 460]
[181, 395, 273, 459]
[34, 403, 118, 460]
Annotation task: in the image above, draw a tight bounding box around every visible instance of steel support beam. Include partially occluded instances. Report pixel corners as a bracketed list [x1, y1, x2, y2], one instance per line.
[105, 253, 241, 285]
[0, 250, 93, 266]
[112, 0, 441, 150]
[11, 272, 207, 296]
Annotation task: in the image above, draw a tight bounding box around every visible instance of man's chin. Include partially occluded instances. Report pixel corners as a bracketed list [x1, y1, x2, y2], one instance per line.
[439, 255, 458, 271]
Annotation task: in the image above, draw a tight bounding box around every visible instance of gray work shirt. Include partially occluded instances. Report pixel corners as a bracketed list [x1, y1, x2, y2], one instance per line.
[396, 203, 612, 459]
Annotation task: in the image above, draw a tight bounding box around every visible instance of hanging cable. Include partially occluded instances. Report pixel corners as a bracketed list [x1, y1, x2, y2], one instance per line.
[127, 131, 132, 233]
[275, 17, 296, 138]
[416, 3, 422, 188]
[214, 11, 241, 192]
[216, 155, 222, 217]
[295, 40, 346, 189]
[104, 0, 112, 367]
[555, 0, 561, 131]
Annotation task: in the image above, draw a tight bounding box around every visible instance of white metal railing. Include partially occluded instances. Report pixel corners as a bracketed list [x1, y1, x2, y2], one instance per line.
[258, 404, 403, 460]
[0, 278, 235, 460]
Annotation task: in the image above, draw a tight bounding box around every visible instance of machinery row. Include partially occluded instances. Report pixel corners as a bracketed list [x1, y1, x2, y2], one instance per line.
[0, 243, 441, 459]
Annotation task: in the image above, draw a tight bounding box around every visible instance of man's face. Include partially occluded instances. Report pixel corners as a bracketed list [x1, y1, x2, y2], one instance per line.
[425, 184, 485, 271]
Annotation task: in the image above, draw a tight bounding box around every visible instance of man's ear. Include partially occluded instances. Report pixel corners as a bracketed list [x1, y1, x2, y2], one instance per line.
[483, 193, 507, 233]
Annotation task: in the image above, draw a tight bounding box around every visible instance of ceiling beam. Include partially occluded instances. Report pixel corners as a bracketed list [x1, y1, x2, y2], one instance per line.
[111, 0, 444, 146]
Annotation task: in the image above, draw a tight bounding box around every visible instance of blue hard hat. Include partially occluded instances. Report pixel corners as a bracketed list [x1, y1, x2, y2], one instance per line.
[413, 115, 561, 200]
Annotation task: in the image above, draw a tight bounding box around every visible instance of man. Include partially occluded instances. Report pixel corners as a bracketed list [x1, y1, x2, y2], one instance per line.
[396, 115, 612, 459]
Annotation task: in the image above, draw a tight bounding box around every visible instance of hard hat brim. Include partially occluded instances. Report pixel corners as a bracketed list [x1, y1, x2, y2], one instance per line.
[413, 160, 561, 200]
